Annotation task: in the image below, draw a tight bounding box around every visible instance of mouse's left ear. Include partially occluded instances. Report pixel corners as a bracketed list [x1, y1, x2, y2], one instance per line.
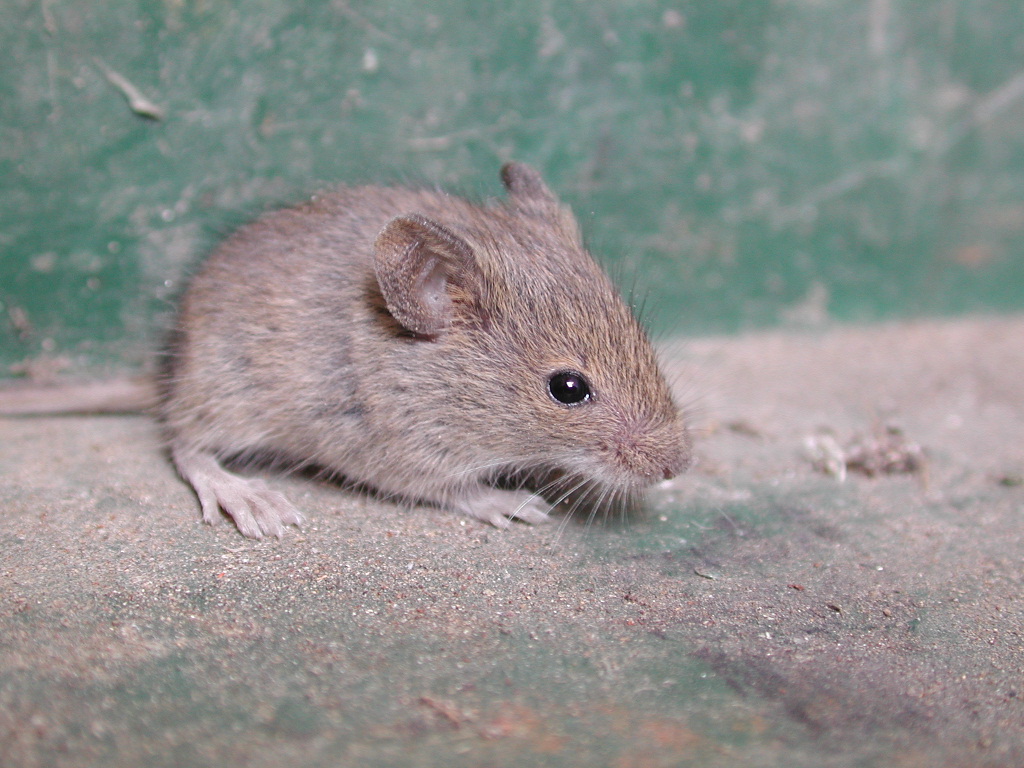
[500, 162, 559, 205]
[501, 162, 582, 242]
[373, 214, 483, 337]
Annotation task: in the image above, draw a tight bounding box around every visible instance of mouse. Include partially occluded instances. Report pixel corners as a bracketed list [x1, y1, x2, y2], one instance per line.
[1, 163, 691, 538]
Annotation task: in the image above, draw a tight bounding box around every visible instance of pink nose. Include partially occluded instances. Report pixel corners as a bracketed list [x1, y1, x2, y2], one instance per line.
[662, 442, 692, 480]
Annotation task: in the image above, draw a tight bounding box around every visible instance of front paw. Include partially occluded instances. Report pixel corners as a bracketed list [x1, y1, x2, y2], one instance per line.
[454, 488, 551, 529]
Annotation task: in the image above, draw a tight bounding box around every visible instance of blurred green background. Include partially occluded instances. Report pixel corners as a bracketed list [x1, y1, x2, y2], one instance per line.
[3, 0, 1024, 376]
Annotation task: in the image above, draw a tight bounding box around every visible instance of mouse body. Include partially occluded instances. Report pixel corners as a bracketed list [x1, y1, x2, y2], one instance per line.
[10, 163, 691, 538]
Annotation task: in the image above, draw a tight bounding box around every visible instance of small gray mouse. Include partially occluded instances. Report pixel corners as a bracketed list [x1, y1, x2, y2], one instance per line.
[4, 163, 691, 537]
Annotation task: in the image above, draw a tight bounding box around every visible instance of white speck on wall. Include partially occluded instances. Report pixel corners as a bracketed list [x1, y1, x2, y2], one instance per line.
[362, 48, 379, 74]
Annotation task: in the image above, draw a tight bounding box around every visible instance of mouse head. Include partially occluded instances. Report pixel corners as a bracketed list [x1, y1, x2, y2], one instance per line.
[373, 163, 690, 503]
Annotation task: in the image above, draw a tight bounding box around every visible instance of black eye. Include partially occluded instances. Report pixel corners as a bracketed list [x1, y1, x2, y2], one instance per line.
[548, 370, 592, 406]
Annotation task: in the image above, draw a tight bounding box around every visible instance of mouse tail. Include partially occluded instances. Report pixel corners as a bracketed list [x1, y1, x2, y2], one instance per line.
[0, 377, 158, 415]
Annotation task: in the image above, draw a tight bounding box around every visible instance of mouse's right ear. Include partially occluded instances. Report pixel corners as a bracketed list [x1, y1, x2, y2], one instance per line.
[373, 214, 482, 337]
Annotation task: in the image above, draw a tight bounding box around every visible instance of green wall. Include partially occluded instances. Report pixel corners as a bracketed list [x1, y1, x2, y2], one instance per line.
[3, 0, 1024, 374]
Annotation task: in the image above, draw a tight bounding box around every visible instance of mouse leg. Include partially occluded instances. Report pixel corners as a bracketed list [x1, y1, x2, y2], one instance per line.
[450, 486, 551, 529]
[172, 447, 305, 539]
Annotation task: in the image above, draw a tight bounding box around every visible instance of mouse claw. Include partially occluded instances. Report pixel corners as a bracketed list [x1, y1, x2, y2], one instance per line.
[508, 496, 552, 525]
[215, 477, 305, 539]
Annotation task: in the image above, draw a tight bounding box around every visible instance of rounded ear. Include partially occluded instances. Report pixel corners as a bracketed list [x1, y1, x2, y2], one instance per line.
[373, 214, 481, 337]
[500, 162, 559, 206]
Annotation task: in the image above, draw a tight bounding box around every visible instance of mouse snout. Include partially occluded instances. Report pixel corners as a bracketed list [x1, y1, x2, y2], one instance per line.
[662, 446, 690, 480]
[608, 417, 691, 486]
[657, 436, 691, 481]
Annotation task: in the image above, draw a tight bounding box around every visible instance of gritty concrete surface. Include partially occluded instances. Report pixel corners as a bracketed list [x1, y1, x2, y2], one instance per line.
[1, 315, 1023, 767]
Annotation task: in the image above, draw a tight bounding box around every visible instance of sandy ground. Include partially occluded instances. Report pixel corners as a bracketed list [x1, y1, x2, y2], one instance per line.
[1, 315, 1022, 767]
